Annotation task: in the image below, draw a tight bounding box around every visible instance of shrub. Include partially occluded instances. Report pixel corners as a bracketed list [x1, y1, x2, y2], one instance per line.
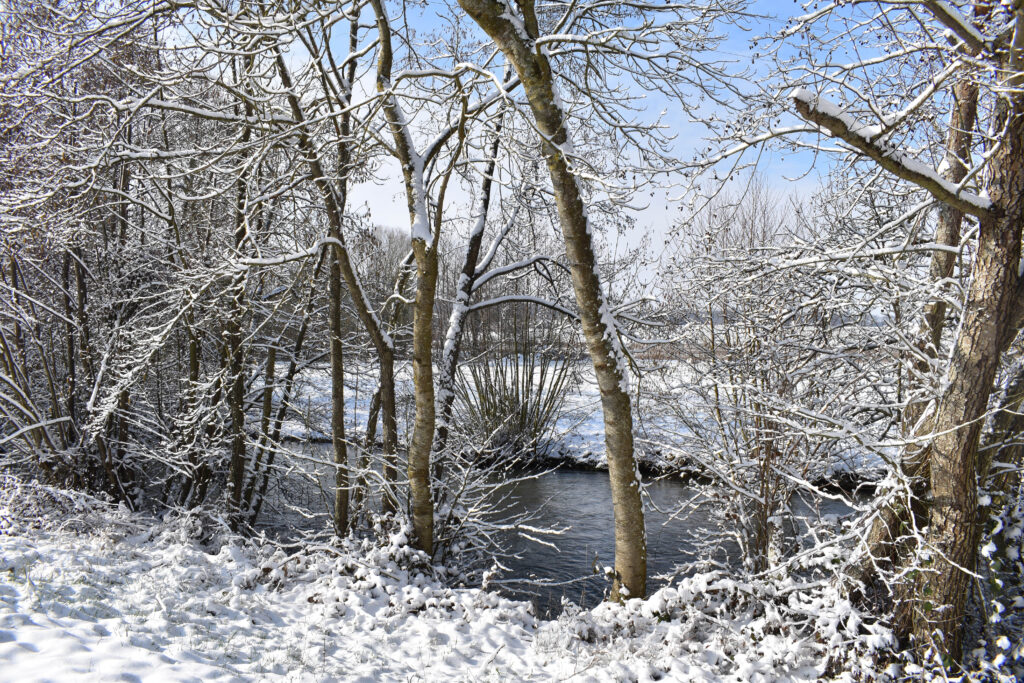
[455, 346, 574, 461]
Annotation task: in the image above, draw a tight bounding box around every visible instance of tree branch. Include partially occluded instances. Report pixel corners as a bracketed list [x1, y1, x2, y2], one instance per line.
[467, 295, 578, 320]
[791, 89, 993, 219]
[919, 0, 988, 54]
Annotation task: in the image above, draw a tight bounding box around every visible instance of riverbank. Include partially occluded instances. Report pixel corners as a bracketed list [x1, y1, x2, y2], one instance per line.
[0, 476, 902, 682]
[278, 362, 884, 492]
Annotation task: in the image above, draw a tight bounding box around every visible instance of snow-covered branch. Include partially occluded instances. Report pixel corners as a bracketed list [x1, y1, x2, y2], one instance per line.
[790, 88, 993, 218]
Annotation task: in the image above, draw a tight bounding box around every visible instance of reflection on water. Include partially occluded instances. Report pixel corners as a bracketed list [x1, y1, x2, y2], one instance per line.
[490, 468, 853, 616]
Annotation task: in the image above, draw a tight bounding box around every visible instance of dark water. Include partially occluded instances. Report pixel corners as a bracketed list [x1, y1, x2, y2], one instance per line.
[489, 469, 853, 615]
[273, 445, 853, 616]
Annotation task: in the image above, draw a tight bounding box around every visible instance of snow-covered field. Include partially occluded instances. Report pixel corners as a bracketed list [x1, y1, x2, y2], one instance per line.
[0, 476, 900, 682]
[276, 360, 883, 479]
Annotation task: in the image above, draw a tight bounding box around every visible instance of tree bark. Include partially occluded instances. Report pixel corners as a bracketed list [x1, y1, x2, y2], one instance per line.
[61, 251, 77, 448]
[367, 0, 440, 553]
[328, 250, 349, 536]
[408, 243, 438, 554]
[904, 82, 1024, 663]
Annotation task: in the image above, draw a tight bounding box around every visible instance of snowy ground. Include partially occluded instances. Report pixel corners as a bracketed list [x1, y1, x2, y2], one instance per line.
[0, 362, 932, 681]
[0, 476, 900, 682]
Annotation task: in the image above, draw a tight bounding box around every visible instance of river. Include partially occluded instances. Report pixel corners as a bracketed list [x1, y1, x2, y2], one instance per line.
[487, 468, 853, 616]
[272, 444, 854, 617]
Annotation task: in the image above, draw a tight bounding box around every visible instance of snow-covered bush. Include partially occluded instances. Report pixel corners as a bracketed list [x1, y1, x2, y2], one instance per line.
[455, 346, 575, 462]
[656, 183, 880, 572]
[0, 473, 122, 536]
[431, 338, 576, 579]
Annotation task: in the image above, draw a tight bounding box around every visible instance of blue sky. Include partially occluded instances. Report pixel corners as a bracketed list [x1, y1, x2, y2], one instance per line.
[355, 0, 836, 261]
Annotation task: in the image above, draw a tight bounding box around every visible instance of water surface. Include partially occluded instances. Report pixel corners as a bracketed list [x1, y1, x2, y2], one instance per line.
[490, 468, 852, 616]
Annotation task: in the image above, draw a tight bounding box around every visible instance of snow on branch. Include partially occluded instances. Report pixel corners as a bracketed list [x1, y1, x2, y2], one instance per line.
[920, 0, 990, 54]
[235, 238, 341, 269]
[0, 418, 73, 448]
[790, 88, 993, 218]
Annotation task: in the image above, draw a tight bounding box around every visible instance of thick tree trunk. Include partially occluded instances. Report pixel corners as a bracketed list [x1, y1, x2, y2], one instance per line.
[456, 0, 647, 600]
[62, 251, 77, 447]
[903, 216, 1018, 659]
[902, 91, 1024, 661]
[378, 349, 399, 513]
[368, 0, 439, 552]
[329, 251, 349, 535]
[910, 79, 980, 415]
[851, 80, 980, 588]
[408, 244, 438, 553]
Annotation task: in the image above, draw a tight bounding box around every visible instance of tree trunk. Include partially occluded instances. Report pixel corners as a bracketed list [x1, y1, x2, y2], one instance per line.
[329, 251, 349, 536]
[378, 348, 399, 513]
[851, 80, 980, 588]
[902, 88, 1024, 662]
[61, 251, 77, 449]
[408, 243, 438, 553]
[456, 0, 647, 600]
[367, 0, 439, 553]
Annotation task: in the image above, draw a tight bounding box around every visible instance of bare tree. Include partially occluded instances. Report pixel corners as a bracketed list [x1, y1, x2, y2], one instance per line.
[703, 0, 1024, 660]
[457, 0, 627, 602]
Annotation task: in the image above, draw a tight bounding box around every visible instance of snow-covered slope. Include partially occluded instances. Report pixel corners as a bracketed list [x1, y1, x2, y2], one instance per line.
[0, 476, 905, 682]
